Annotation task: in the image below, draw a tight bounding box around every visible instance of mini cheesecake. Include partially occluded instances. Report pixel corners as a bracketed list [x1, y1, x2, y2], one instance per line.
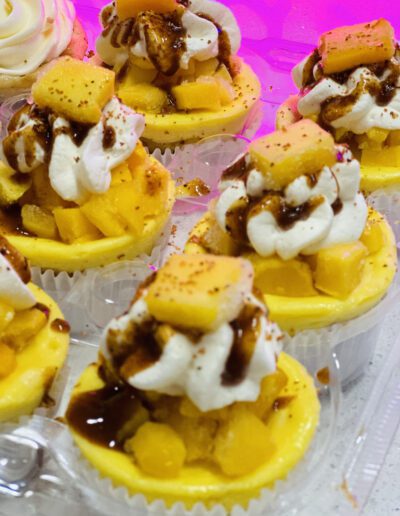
[66, 254, 319, 509]
[95, 0, 261, 149]
[0, 237, 69, 421]
[0, 59, 175, 273]
[185, 121, 397, 332]
[276, 19, 400, 194]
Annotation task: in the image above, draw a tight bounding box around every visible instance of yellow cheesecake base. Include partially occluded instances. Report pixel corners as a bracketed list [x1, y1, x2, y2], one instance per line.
[6, 170, 175, 273]
[0, 284, 69, 422]
[185, 210, 397, 332]
[360, 165, 400, 193]
[132, 63, 261, 149]
[68, 353, 319, 510]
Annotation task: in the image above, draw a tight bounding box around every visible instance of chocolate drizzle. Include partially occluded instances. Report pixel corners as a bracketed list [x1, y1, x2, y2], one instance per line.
[107, 317, 163, 381]
[3, 103, 96, 175]
[221, 155, 252, 183]
[331, 197, 343, 215]
[50, 319, 71, 334]
[222, 303, 263, 386]
[140, 11, 187, 76]
[66, 382, 141, 450]
[0, 235, 31, 283]
[102, 122, 116, 150]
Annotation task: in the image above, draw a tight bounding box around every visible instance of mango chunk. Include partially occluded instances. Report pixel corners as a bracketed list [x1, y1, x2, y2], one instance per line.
[0, 343, 16, 379]
[360, 211, 387, 254]
[172, 79, 222, 111]
[53, 207, 102, 244]
[21, 205, 58, 240]
[2, 308, 47, 351]
[117, 63, 157, 88]
[249, 120, 337, 190]
[213, 63, 233, 83]
[387, 130, 400, 147]
[213, 408, 274, 477]
[200, 212, 239, 256]
[127, 422, 186, 478]
[319, 19, 396, 74]
[146, 254, 254, 331]
[81, 195, 127, 237]
[195, 58, 220, 78]
[241, 369, 288, 421]
[361, 146, 400, 168]
[244, 253, 318, 297]
[118, 83, 167, 113]
[116, 0, 178, 20]
[313, 242, 368, 298]
[127, 141, 148, 171]
[165, 412, 217, 464]
[32, 58, 115, 124]
[0, 162, 31, 207]
[31, 165, 70, 210]
[0, 302, 15, 333]
[111, 162, 133, 186]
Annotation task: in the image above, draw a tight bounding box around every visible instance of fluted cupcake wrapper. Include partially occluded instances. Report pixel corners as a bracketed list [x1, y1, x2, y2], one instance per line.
[31, 221, 172, 336]
[367, 188, 400, 245]
[53, 422, 335, 516]
[283, 271, 400, 385]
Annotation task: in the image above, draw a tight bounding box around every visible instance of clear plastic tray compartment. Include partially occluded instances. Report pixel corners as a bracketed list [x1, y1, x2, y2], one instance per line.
[0, 339, 340, 516]
[0, 0, 400, 514]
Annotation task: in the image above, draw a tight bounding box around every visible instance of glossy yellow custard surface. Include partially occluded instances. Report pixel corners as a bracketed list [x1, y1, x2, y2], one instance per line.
[68, 352, 319, 510]
[0, 284, 69, 422]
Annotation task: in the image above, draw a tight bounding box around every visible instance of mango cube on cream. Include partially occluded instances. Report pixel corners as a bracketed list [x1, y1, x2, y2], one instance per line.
[146, 255, 254, 331]
[116, 0, 178, 20]
[319, 19, 395, 74]
[313, 242, 368, 298]
[32, 58, 115, 124]
[248, 120, 336, 190]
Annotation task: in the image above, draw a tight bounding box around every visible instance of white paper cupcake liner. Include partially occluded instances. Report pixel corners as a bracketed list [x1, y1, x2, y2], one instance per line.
[283, 271, 400, 385]
[33, 362, 71, 420]
[367, 187, 400, 245]
[30, 221, 171, 336]
[51, 367, 339, 516]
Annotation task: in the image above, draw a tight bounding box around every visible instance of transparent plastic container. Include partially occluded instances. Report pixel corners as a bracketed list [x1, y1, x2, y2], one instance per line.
[0, 1, 400, 514]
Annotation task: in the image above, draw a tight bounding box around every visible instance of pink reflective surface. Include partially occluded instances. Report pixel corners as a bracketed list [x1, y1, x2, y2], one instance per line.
[77, 1, 400, 134]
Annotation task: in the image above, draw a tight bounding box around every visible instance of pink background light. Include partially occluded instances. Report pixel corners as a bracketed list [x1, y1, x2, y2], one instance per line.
[77, 1, 400, 133]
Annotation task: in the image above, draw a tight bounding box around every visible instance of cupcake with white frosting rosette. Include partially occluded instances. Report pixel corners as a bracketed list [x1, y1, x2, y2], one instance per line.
[94, 0, 262, 151]
[0, 0, 87, 97]
[186, 120, 398, 383]
[276, 19, 400, 242]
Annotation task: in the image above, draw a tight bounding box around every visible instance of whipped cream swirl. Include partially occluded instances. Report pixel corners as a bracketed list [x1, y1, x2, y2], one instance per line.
[215, 146, 367, 260]
[0, 251, 34, 310]
[102, 289, 281, 412]
[0, 0, 75, 76]
[97, 0, 241, 73]
[293, 54, 400, 134]
[2, 98, 145, 203]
